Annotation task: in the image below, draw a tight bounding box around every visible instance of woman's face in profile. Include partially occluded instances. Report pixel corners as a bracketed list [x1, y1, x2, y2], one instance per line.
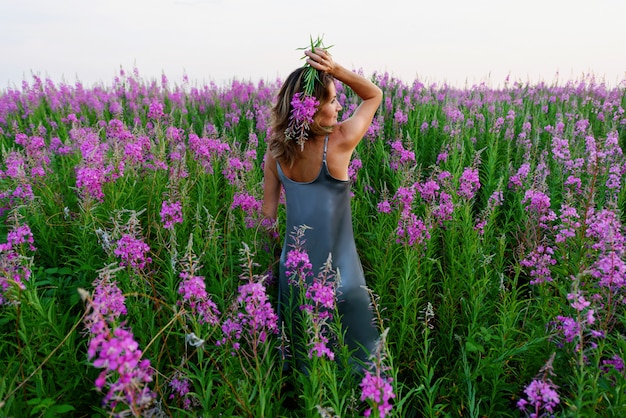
[316, 82, 342, 127]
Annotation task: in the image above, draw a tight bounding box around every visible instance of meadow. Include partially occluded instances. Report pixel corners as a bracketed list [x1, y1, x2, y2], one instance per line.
[0, 67, 625, 417]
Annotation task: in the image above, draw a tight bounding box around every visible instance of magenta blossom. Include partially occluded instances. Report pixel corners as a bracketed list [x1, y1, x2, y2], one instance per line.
[285, 92, 319, 150]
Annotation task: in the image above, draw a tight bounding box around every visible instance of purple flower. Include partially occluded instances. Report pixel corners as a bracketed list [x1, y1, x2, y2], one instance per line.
[83, 269, 155, 414]
[433, 191, 454, 224]
[418, 180, 439, 202]
[396, 212, 430, 248]
[360, 371, 395, 418]
[285, 92, 319, 150]
[178, 272, 220, 326]
[509, 163, 531, 189]
[75, 166, 106, 202]
[114, 234, 152, 271]
[457, 167, 481, 200]
[169, 376, 192, 410]
[517, 378, 560, 416]
[231, 192, 263, 229]
[285, 248, 313, 283]
[389, 140, 415, 171]
[523, 189, 556, 228]
[377, 200, 392, 214]
[217, 262, 278, 352]
[160, 200, 184, 230]
[520, 245, 556, 285]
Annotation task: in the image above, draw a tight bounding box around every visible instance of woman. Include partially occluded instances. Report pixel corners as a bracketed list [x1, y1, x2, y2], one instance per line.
[262, 47, 383, 368]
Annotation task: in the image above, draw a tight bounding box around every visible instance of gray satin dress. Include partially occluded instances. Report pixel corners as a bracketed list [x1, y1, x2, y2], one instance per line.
[277, 135, 379, 366]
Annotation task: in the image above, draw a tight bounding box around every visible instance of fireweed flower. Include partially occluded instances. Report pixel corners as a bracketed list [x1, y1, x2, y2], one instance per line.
[217, 245, 278, 353]
[82, 266, 155, 415]
[360, 329, 395, 418]
[0, 218, 35, 305]
[520, 245, 556, 285]
[432, 191, 454, 225]
[285, 92, 319, 150]
[223, 155, 254, 186]
[417, 180, 439, 202]
[284, 36, 329, 149]
[218, 280, 278, 349]
[523, 189, 556, 229]
[516, 378, 560, 417]
[231, 192, 263, 229]
[457, 167, 481, 200]
[389, 140, 415, 171]
[601, 355, 625, 376]
[517, 354, 560, 417]
[376, 200, 392, 214]
[160, 200, 183, 230]
[509, 163, 531, 190]
[169, 376, 192, 410]
[348, 158, 363, 183]
[114, 233, 152, 271]
[188, 132, 230, 174]
[285, 248, 313, 283]
[178, 272, 220, 326]
[555, 204, 581, 243]
[301, 255, 339, 361]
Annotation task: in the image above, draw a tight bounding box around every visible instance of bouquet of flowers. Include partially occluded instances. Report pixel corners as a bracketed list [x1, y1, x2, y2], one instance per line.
[284, 36, 331, 150]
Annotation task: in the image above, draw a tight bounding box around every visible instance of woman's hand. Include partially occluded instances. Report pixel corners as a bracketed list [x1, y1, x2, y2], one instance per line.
[305, 47, 337, 76]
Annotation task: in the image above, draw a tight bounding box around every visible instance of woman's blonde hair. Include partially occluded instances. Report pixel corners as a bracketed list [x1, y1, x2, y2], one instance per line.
[268, 67, 335, 167]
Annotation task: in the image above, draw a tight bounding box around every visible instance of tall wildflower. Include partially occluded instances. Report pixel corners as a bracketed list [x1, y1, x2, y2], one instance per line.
[1, 151, 36, 211]
[360, 329, 395, 418]
[284, 226, 339, 362]
[301, 254, 339, 361]
[457, 166, 481, 200]
[0, 212, 35, 305]
[73, 127, 116, 203]
[112, 209, 152, 273]
[81, 264, 155, 416]
[231, 192, 263, 229]
[187, 131, 230, 175]
[160, 200, 184, 230]
[388, 139, 415, 171]
[285, 93, 319, 150]
[517, 353, 560, 417]
[217, 244, 278, 357]
[177, 236, 220, 326]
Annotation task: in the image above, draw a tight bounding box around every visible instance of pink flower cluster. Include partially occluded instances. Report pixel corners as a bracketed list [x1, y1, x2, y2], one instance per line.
[169, 376, 192, 410]
[359, 329, 395, 418]
[218, 272, 278, 353]
[516, 378, 560, 417]
[231, 192, 263, 229]
[389, 140, 415, 171]
[360, 370, 395, 418]
[301, 257, 338, 361]
[520, 245, 556, 285]
[285, 92, 319, 150]
[114, 233, 152, 271]
[178, 272, 220, 325]
[83, 269, 155, 415]
[457, 167, 481, 200]
[160, 200, 183, 230]
[0, 221, 35, 305]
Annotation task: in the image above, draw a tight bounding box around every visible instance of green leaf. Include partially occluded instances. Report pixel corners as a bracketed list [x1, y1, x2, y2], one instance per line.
[465, 340, 485, 354]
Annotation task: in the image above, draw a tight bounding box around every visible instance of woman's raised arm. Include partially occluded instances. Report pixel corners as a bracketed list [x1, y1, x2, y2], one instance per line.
[305, 47, 382, 150]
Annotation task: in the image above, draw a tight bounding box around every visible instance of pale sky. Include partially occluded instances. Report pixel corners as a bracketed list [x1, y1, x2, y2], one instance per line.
[2, 0, 625, 89]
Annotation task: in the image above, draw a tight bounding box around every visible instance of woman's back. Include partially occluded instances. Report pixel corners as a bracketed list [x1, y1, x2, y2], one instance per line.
[278, 133, 353, 183]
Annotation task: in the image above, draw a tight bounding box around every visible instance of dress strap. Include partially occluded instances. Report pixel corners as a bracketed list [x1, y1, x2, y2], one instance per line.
[322, 135, 329, 163]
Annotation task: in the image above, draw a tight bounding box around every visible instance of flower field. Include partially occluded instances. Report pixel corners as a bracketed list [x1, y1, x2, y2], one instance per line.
[1, 68, 625, 417]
